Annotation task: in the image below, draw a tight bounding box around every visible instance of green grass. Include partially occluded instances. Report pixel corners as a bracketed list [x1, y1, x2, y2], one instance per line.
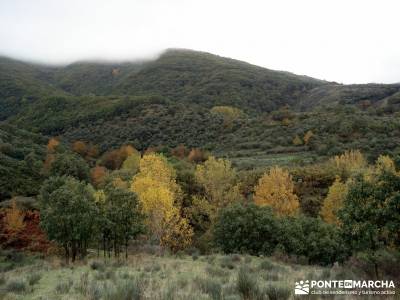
[0, 252, 371, 299]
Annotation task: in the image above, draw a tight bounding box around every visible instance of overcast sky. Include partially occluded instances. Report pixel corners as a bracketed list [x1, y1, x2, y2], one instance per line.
[0, 0, 399, 84]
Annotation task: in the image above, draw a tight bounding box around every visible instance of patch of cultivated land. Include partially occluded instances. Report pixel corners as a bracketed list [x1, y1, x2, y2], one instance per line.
[1, 252, 387, 300]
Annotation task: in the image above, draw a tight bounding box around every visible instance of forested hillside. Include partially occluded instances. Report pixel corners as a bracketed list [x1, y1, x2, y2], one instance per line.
[1, 48, 400, 196]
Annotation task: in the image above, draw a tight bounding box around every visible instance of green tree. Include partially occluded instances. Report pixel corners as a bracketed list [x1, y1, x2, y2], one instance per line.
[39, 176, 98, 262]
[100, 185, 145, 259]
[50, 152, 90, 182]
[338, 172, 400, 276]
[214, 203, 279, 255]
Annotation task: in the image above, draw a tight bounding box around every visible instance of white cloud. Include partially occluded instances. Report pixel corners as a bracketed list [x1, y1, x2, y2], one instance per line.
[0, 0, 399, 83]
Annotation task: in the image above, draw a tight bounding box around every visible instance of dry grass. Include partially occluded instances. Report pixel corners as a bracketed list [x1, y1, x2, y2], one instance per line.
[0, 252, 396, 299]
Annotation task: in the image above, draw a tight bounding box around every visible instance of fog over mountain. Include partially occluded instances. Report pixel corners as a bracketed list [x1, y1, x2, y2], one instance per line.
[1, 0, 400, 84]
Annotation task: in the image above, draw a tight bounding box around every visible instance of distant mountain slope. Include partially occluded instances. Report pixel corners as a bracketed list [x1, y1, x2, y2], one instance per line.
[112, 49, 328, 112]
[299, 83, 400, 110]
[0, 49, 330, 117]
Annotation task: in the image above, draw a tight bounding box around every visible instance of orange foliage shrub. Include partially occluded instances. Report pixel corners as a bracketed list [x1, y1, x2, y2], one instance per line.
[101, 145, 138, 170]
[4, 200, 25, 232]
[171, 144, 189, 159]
[188, 148, 208, 163]
[90, 166, 108, 187]
[0, 210, 55, 253]
[46, 137, 60, 153]
[72, 141, 88, 156]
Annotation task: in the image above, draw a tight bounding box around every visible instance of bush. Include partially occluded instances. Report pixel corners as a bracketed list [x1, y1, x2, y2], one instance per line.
[220, 256, 236, 269]
[214, 203, 346, 265]
[27, 273, 42, 286]
[90, 261, 105, 271]
[214, 203, 278, 255]
[105, 278, 144, 300]
[264, 283, 291, 300]
[236, 266, 260, 299]
[205, 266, 229, 277]
[6, 279, 27, 293]
[55, 278, 73, 294]
[346, 250, 400, 279]
[277, 216, 348, 265]
[196, 277, 222, 300]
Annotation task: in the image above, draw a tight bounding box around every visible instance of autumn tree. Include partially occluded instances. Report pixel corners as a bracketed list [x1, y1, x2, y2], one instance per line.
[375, 155, 397, 174]
[320, 176, 348, 225]
[121, 149, 141, 174]
[85, 144, 99, 159]
[4, 199, 25, 232]
[195, 156, 242, 212]
[303, 130, 314, 145]
[131, 153, 192, 250]
[160, 209, 193, 252]
[211, 106, 244, 128]
[90, 166, 108, 188]
[47, 137, 60, 153]
[330, 149, 367, 179]
[171, 144, 189, 159]
[101, 145, 137, 170]
[72, 141, 88, 156]
[188, 148, 208, 163]
[254, 166, 299, 216]
[42, 137, 60, 174]
[292, 135, 303, 146]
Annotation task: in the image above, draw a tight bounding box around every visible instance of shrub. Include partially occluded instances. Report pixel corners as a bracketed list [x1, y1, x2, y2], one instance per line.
[55, 278, 73, 294]
[236, 266, 260, 299]
[196, 277, 222, 300]
[90, 261, 105, 271]
[264, 283, 291, 300]
[214, 203, 278, 255]
[205, 266, 229, 277]
[6, 279, 27, 294]
[220, 256, 236, 269]
[87, 281, 103, 300]
[277, 216, 348, 265]
[27, 273, 42, 286]
[105, 278, 145, 300]
[258, 259, 274, 271]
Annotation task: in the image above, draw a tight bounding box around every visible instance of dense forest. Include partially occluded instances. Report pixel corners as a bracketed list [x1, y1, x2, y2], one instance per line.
[1, 49, 400, 298]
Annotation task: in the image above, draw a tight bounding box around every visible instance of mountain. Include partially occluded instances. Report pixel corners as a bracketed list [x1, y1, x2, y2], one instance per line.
[0, 48, 400, 170]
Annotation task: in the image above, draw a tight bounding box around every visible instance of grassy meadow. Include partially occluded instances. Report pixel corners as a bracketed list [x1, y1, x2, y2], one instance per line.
[1, 250, 398, 300]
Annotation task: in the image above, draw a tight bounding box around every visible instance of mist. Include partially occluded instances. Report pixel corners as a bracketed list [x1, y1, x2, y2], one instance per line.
[1, 0, 400, 84]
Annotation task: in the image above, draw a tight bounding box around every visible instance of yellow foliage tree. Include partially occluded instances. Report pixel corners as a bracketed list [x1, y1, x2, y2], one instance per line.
[375, 155, 397, 174]
[210, 106, 244, 128]
[121, 150, 141, 174]
[160, 209, 193, 252]
[4, 199, 25, 232]
[303, 130, 314, 145]
[320, 177, 348, 225]
[330, 150, 367, 178]
[195, 156, 241, 212]
[254, 166, 299, 216]
[131, 153, 192, 249]
[292, 135, 303, 146]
